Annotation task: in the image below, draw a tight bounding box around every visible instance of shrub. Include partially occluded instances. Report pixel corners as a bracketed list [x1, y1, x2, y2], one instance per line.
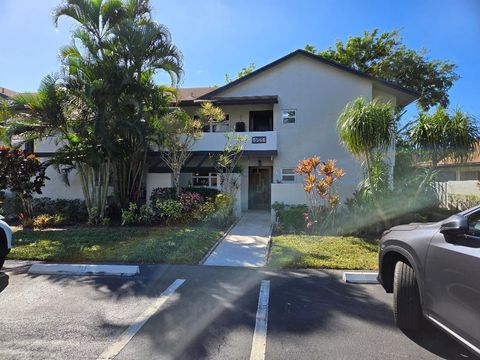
[150, 186, 221, 204]
[212, 193, 234, 226]
[179, 191, 204, 212]
[184, 187, 220, 201]
[150, 187, 177, 203]
[32, 197, 88, 224]
[33, 214, 66, 229]
[191, 201, 216, 222]
[121, 203, 155, 226]
[448, 193, 480, 211]
[0, 194, 23, 219]
[153, 199, 183, 223]
[272, 202, 309, 233]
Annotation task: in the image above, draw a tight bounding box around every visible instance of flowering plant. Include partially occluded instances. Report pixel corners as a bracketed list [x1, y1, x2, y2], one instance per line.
[295, 156, 345, 232]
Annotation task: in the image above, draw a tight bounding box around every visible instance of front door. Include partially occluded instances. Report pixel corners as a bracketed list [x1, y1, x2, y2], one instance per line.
[248, 167, 272, 210]
[424, 210, 480, 348]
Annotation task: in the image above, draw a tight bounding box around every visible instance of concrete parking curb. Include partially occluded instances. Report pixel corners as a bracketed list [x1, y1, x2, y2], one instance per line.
[28, 264, 140, 276]
[343, 272, 379, 284]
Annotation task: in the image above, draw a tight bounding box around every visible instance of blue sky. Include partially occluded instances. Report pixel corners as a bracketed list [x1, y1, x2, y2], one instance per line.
[1, 0, 479, 120]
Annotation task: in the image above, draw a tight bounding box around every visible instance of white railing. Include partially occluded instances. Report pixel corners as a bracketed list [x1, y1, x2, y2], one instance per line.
[192, 131, 277, 152]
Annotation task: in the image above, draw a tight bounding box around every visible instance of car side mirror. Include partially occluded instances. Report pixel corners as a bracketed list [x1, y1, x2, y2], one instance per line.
[440, 215, 468, 236]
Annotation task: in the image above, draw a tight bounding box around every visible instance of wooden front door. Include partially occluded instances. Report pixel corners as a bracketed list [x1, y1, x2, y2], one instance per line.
[248, 167, 272, 210]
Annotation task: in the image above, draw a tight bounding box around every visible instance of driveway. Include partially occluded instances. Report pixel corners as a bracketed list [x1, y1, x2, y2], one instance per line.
[0, 262, 476, 359]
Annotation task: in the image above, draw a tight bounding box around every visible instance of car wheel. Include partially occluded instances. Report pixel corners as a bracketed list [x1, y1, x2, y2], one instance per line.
[393, 260, 421, 330]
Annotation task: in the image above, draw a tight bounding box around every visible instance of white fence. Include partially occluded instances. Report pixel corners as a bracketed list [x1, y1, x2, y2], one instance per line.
[434, 180, 480, 209]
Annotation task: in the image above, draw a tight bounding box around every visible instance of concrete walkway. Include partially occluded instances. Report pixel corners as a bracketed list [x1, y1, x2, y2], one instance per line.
[203, 211, 272, 267]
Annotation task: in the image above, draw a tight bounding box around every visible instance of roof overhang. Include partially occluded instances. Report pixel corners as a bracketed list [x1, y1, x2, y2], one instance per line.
[194, 95, 278, 106]
[197, 49, 419, 107]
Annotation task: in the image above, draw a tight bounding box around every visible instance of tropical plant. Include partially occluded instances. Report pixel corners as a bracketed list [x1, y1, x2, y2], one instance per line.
[0, 146, 48, 219]
[295, 156, 345, 232]
[53, 0, 183, 209]
[407, 107, 480, 203]
[306, 29, 459, 110]
[156, 102, 224, 195]
[212, 133, 247, 198]
[337, 97, 395, 219]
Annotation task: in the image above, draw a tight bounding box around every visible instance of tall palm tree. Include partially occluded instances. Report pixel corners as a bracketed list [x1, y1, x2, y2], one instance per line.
[337, 97, 396, 186]
[53, 0, 183, 208]
[337, 97, 396, 221]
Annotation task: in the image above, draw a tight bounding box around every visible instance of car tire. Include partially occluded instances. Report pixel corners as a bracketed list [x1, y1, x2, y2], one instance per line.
[393, 260, 421, 330]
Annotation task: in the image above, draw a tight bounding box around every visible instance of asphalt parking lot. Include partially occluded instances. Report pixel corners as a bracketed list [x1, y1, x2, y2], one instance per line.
[0, 261, 477, 360]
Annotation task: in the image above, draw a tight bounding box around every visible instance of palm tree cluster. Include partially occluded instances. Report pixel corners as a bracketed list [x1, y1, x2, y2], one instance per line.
[337, 97, 479, 230]
[3, 0, 183, 223]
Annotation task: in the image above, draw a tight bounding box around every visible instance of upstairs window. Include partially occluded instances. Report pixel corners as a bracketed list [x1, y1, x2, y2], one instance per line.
[281, 168, 296, 182]
[282, 110, 296, 124]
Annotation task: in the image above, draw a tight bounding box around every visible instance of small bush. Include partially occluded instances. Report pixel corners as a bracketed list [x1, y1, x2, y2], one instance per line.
[33, 214, 66, 229]
[184, 187, 220, 201]
[179, 191, 204, 212]
[212, 193, 234, 226]
[150, 187, 177, 203]
[448, 193, 480, 211]
[272, 202, 309, 233]
[121, 203, 155, 226]
[32, 197, 88, 223]
[153, 199, 183, 223]
[191, 201, 216, 222]
[0, 194, 23, 219]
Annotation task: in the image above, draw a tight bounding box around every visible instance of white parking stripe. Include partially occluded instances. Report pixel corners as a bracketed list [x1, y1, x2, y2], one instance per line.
[250, 280, 270, 360]
[97, 279, 186, 360]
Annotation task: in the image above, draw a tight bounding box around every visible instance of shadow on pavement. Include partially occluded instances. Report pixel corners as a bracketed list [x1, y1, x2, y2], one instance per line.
[21, 265, 479, 359]
[403, 318, 478, 360]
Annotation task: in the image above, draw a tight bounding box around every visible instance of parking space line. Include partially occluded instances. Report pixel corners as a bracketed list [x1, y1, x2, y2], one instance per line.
[97, 279, 186, 360]
[250, 280, 270, 360]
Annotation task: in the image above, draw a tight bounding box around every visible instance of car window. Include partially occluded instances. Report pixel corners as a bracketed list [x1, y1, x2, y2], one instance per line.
[467, 212, 480, 237]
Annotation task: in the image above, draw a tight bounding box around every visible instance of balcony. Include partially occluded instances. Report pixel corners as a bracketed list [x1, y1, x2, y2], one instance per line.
[191, 131, 277, 153]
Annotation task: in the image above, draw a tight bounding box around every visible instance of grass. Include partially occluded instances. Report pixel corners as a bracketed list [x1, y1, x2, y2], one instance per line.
[268, 234, 379, 270]
[8, 225, 224, 264]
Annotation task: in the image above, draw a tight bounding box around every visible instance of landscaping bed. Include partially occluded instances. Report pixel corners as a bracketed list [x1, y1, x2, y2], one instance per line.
[268, 234, 379, 270]
[8, 225, 224, 264]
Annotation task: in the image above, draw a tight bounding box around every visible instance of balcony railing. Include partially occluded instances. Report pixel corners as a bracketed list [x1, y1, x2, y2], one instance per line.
[191, 131, 277, 152]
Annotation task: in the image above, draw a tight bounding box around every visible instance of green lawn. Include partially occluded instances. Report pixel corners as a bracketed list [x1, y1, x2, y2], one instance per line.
[268, 234, 379, 270]
[8, 225, 224, 264]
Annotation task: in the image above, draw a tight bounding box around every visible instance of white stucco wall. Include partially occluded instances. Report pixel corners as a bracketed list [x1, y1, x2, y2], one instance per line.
[446, 181, 480, 195]
[36, 161, 85, 200]
[146, 173, 173, 202]
[217, 54, 374, 201]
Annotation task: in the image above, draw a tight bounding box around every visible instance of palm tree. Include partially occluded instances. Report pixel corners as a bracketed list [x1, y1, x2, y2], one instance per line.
[408, 107, 480, 202]
[337, 97, 396, 221]
[337, 97, 396, 188]
[53, 0, 183, 208]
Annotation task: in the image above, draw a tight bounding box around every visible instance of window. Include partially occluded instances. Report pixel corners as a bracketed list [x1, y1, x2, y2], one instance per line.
[468, 211, 480, 237]
[460, 171, 480, 181]
[281, 168, 295, 182]
[282, 110, 296, 124]
[192, 172, 217, 188]
[437, 170, 456, 182]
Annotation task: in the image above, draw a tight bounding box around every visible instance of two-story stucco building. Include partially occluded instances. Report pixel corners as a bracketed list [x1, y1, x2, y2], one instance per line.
[5, 50, 417, 214]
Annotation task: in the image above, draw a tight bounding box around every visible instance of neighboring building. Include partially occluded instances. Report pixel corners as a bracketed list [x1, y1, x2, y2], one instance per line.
[0, 87, 17, 100]
[4, 49, 418, 214]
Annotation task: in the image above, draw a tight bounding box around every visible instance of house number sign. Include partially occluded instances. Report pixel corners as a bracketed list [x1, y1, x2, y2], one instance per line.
[252, 136, 267, 144]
